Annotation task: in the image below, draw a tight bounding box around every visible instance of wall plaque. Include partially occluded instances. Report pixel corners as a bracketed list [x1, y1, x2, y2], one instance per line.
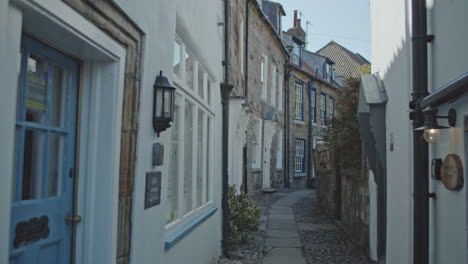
[145, 171, 162, 209]
[441, 154, 464, 190]
[313, 145, 333, 174]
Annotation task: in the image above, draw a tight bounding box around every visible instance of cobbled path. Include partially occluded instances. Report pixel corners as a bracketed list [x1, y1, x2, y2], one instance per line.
[293, 192, 372, 264]
[218, 189, 372, 264]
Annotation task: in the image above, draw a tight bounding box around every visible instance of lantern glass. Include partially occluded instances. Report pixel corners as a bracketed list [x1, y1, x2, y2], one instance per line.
[163, 89, 172, 119]
[423, 129, 440, 144]
[156, 88, 164, 118]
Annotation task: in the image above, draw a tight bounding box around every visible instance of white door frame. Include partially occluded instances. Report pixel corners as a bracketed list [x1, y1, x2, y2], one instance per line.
[1, 0, 126, 263]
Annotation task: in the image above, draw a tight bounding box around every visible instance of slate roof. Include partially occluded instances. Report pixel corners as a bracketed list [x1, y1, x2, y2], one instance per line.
[317, 41, 370, 79]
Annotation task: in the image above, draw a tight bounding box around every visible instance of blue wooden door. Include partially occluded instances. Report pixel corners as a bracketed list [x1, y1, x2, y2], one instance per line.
[9, 34, 79, 264]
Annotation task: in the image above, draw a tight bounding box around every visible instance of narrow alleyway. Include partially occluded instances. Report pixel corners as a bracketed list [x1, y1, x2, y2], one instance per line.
[218, 189, 371, 264]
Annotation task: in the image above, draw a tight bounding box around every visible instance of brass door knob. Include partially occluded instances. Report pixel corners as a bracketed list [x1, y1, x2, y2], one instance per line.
[65, 213, 82, 225]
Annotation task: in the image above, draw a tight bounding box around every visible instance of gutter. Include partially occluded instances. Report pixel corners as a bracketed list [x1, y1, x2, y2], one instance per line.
[221, 0, 233, 257]
[244, 1, 249, 100]
[306, 81, 314, 188]
[419, 73, 468, 109]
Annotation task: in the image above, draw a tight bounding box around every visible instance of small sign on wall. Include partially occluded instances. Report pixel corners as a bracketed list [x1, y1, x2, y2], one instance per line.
[145, 171, 161, 209]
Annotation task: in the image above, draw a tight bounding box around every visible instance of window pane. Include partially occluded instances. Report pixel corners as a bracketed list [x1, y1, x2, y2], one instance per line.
[184, 49, 194, 89]
[21, 129, 45, 200]
[51, 66, 68, 127]
[197, 109, 204, 207]
[47, 133, 64, 197]
[184, 101, 194, 214]
[198, 65, 205, 99]
[205, 118, 211, 202]
[207, 79, 211, 105]
[25, 55, 48, 124]
[173, 40, 182, 78]
[167, 98, 180, 223]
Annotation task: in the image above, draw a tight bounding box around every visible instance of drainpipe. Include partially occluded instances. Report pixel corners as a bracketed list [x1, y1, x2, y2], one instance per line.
[410, 0, 431, 263]
[244, 1, 249, 100]
[221, 0, 233, 257]
[306, 81, 313, 188]
[285, 68, 292, 188]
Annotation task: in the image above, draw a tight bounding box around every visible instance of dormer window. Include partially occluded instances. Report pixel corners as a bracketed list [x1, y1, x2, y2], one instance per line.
[324, 63, 333, 83]
[291, 42, 300, 65]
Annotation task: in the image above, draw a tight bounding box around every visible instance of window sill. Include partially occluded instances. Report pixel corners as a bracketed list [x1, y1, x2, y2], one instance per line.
[294, 120, 305, 125]
[294, 172, 306, 177]
[251, 168, 262, 173]
[164, 207, 217, 250]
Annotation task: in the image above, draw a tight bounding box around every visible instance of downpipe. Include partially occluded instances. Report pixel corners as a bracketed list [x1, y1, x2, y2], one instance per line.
[410, 0, 430, 263]
[221, 0, 233, 257]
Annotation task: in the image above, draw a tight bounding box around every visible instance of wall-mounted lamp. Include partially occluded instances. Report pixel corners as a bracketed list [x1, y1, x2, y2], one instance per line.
[153, 71, 176, 137]
[415, 106, 456, 143]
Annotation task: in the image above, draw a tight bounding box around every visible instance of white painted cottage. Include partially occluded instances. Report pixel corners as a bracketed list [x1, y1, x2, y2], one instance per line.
[0, 0, 224, 263]
[366, 0, 468, 263]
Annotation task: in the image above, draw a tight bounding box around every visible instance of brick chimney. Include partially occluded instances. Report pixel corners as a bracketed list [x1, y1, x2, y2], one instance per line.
[293, 10, 301, 28]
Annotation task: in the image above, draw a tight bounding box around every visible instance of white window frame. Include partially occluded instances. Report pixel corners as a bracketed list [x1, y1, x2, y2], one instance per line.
[261, 55, 268, 100]
[271, 64, 276, 105]
[320, 93, 327, 126]
[239, 18, 244, 75]
[276, 130, 283, 169]
[311, 89, 317, 123]
[291, 42, 300, 65]
[294, 82, 304, 120]
[295, 139, 305, 173]
[251, 116, 263, 169]
[277, 73, 283, 111]
[328, 97, 335, 121]
[166, 35, 215, 233]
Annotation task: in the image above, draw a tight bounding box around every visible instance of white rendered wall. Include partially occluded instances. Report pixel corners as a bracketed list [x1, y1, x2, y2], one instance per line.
[0, 3, 22, 263]
[371, 0, 468, 263]
[370, 0, 413, 263]
[112, 0, 224, 263]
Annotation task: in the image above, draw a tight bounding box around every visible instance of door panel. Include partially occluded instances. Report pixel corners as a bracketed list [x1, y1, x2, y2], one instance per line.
[9, 34, 79, 264]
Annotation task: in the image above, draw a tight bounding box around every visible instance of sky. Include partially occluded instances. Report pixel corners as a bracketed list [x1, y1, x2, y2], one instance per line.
[275, 0, 371, 61]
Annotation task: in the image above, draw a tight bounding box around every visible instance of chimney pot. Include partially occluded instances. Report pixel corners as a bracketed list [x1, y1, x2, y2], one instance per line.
[293, 10, 298, 27]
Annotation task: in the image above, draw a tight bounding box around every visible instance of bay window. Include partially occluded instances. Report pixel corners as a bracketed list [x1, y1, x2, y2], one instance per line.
[166, 36, 214, 229]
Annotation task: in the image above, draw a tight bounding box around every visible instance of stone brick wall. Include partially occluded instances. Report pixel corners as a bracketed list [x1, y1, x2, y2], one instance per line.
[315, 146, 370, 254]
[229, 0, 288, 193]
[62, 1, 143, 263]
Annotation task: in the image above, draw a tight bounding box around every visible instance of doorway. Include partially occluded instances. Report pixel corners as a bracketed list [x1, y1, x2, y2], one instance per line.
[9, 34, 79, 264]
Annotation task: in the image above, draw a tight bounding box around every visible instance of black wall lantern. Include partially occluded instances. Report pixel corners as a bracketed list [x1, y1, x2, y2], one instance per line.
[153, 71, 176, 137]
[415, 106, 456, 143]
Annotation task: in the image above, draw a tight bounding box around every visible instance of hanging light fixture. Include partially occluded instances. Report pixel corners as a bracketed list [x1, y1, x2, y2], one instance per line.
[153, 71, 176, 137]
[414, 106, 456, 143]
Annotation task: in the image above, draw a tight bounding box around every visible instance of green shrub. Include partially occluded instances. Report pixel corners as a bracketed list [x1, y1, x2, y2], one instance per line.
[228, 185, 261, 245]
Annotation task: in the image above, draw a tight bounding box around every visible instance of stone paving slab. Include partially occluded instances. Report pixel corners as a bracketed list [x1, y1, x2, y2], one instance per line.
[298, 222, 337, 231]
[267, 222, 298, 230]
[265, 237, 302, 248]
[268, 214, 295, 220]
[263, 248, 307, 264]
[266, 229, 300, 238]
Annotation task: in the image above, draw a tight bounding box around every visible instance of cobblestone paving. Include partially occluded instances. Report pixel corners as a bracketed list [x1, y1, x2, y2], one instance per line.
[218, 189, 372, 264]
[293, 195, 372, 264]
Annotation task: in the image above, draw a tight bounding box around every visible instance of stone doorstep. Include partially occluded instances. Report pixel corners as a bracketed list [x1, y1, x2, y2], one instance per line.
[264, 237, 302, 248]
[262, 248, 307, 264]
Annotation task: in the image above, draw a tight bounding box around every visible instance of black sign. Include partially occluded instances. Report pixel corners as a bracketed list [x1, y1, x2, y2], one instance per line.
[145, 171, 162, 209]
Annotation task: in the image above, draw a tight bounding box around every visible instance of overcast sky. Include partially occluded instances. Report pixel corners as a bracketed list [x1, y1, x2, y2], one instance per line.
[275, 0, 371, 60]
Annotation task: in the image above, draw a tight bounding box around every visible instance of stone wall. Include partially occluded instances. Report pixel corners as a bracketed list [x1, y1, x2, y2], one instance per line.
[229, 0, 288, 193]
[61, 1, 144, 263]
[315, 145, 370, 254]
